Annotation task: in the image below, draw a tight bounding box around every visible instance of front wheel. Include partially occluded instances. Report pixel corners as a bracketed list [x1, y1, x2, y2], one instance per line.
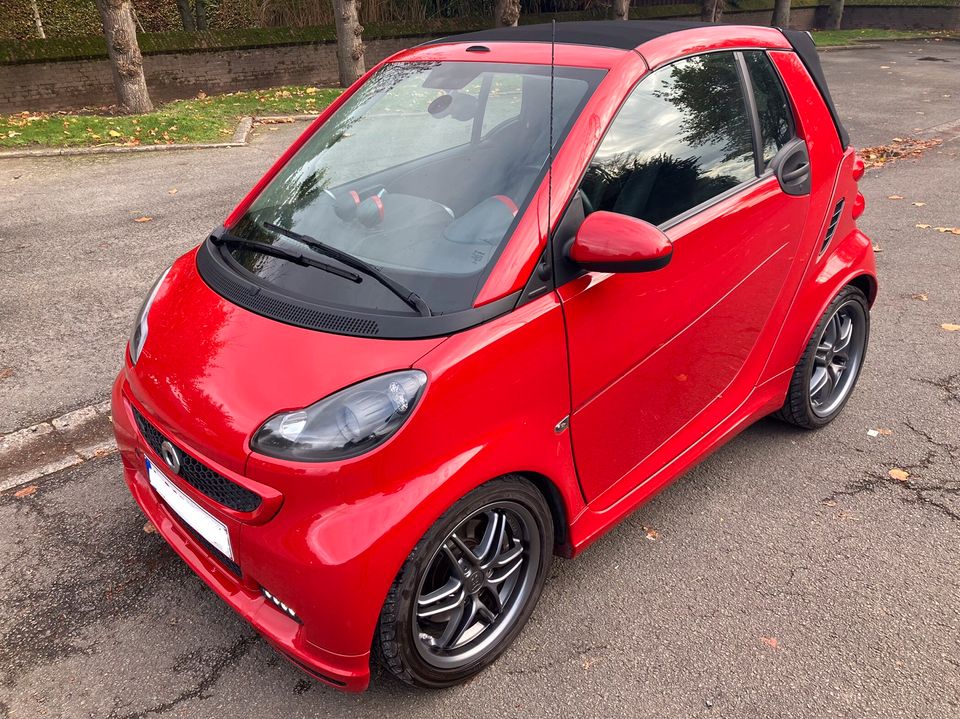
[776, 284, 870, 429]
[373, 477, 553, 688]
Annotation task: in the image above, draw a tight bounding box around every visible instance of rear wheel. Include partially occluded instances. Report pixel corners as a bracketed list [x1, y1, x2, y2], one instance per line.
[373, 477, 553, 688]
[776, 285, 870, 429]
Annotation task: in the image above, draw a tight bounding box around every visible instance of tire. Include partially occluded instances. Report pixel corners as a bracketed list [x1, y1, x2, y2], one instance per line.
[776, 284, 870, 429]
[373, 476, 554, 688]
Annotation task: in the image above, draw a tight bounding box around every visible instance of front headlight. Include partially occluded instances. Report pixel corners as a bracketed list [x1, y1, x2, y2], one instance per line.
[252, 370, 427, 461]
[128, 267, 171, 365]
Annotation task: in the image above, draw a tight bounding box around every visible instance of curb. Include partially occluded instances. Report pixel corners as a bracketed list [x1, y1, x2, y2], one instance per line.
[818, 43, 882, 52]
[0, 113, 318, 160]
[0, 400, 117, 493]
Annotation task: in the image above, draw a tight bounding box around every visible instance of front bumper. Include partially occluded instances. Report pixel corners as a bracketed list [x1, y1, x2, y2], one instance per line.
[111, 375, 371, 691]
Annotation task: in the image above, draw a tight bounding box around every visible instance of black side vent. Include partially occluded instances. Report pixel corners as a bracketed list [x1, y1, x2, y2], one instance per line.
[820, 199, 845, 255]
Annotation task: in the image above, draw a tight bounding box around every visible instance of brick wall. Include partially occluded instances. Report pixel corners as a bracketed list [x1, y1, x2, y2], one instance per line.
[0, 36, 430, 113]
[2, 4, 958, 114]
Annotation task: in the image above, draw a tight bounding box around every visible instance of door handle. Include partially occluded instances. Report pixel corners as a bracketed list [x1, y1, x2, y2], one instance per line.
[782, 162, 809, 182]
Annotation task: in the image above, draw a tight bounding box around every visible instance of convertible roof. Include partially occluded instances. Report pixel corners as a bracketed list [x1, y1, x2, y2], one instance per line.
[425, 20, 850, 148]
[424, 20, 713, 51]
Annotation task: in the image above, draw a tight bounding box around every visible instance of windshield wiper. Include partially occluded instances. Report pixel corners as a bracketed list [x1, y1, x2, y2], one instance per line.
[263, 222, 432, 317]
[211, 233, 362, 284]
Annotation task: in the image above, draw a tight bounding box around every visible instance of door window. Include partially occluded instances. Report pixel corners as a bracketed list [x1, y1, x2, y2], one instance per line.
[580, 52, 757, 226]
[743, 51, 795, 167]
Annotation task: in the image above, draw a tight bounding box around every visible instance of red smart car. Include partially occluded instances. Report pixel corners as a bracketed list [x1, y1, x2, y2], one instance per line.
[112, 21, 877, 690]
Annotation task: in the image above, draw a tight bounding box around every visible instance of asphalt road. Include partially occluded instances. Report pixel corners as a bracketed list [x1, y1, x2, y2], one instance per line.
[1, 40, 958, 718]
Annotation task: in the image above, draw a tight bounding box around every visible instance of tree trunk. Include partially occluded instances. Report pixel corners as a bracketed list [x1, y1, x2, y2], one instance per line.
[30, 0, 46, 38]
[494, 0, 520, 27]
[613, 0, 630, 21]
[826, 0, 844, 29]
[700, 0, 724, 22]
[331, 0, 365, 87]
[772, 0, 791, 27]
[175, 0, 196, 31]
[194, 0, 208, 30]
[95, 0, 154, 113]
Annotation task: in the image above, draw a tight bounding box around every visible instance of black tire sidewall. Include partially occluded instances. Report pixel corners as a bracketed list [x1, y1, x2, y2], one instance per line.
[380, 477, 553, 688]
[796, 286, 871, 427]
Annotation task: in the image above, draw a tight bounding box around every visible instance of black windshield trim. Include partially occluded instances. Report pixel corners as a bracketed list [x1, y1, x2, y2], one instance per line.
[198, 231, 522, 339]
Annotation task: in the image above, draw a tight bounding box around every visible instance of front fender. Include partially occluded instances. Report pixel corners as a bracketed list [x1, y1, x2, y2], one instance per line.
[241, 292, 583, 658]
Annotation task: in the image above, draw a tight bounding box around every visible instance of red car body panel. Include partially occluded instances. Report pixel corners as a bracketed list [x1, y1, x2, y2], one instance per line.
[113, 27, 877, 691]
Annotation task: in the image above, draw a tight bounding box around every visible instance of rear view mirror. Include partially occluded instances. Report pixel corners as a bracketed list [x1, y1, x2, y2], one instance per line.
[566, 211, 673, 273]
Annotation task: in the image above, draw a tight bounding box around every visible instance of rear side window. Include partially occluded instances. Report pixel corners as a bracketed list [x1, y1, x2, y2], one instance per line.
[580, 52, 756, 226]
[743, 51, 794, 167]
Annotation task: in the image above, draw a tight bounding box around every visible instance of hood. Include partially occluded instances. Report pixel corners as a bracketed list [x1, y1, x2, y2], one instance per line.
[125, 250, 445, 474]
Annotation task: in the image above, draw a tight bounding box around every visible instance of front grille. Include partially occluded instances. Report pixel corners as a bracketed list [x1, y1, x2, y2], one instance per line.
[133, 408, 262, 513]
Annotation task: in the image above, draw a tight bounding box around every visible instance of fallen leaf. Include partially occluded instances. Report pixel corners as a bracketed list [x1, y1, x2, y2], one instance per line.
[912, 201, 927, 207]
[196, 91, 207, 99]
[760, 636, 778, 648]
[0, 367, 13, 380]
[872, 245, 883, 253]
[911, 293, 928, 301]
[887, 195, 904, 200]
[934, 227, 960, 235]
[888, 468, 910, 482]
[14, 485, 38, 498]
[642, 525, 659, 541]
[108, 129, 122, 138]
[168, 188, 178, 195]
[941, 323, 960, 331]
[916, 224, 931, 229]
[133, 216, 153, 223]
[305, 86, 318, 95]
[876, 428, 893, 436]
[143, 521, 157, 534]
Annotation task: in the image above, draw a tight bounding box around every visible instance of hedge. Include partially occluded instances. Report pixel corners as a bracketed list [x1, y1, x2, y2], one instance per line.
[1, 0, 957, 65]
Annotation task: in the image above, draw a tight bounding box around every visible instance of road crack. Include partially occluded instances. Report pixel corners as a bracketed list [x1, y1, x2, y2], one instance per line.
[108, 634, 258, 719]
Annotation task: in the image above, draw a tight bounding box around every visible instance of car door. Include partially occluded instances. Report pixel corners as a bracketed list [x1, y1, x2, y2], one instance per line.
[557, 50, 811, 505]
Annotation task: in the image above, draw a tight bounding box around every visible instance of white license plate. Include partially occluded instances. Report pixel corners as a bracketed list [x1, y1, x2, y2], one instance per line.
[146, 458, 234, 560]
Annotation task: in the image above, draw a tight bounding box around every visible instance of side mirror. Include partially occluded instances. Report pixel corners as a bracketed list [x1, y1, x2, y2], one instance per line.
[566, 211, 673, 273]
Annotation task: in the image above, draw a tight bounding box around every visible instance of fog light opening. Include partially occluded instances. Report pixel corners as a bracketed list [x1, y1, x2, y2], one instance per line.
[262, 587, 302, 623]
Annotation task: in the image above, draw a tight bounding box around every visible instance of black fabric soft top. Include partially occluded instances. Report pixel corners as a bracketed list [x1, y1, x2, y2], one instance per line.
[424, 20, 713, 51]
[781, 28, 850, 148]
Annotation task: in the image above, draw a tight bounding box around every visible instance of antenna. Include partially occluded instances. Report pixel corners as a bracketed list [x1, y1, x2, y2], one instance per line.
[547, 19, 556, 261]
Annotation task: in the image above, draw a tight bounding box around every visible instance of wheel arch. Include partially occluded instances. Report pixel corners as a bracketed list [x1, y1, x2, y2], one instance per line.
[848, 272, 878, 307]
[515, 471, 573, 557]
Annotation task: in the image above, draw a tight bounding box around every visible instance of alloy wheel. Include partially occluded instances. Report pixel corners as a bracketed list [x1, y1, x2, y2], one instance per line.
[808, 299, 867, 417]
[413, 501, 540, 669]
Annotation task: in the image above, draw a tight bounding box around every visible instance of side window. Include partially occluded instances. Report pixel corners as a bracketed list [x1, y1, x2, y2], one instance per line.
[743, 51, 794, 167]
[481, 74, 524, 137]
[580, 52, 756, 226]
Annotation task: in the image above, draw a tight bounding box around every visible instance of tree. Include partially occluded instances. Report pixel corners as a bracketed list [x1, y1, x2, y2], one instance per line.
[700, 0, 724, 22]
[194, 0, 208, 30]
[772, 0, 791, 27]
[175, 1, 207, 32]
[495, 0, 520, 27]
[30, 0, 45, 38]
[175, 0, 196, 31]
[95, 0, 153, 114]
[331, 0, 365, 87]
[613, 0, 630, 21]
[826, 0, 845, 29]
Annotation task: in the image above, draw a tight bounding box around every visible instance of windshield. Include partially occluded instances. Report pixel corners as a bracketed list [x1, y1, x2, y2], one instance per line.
[225, 61, 604, 315]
